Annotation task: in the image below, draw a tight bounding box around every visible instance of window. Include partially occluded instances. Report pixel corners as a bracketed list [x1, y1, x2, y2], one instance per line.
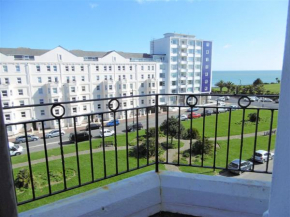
[39, 99, 44, 104]
[96, 85, 100, 90]
[148, 83, 151, 87]
[123, 102, 127, 107]
[189, 40, 194, 46]
[171, 39, 178, 44]
[19, 100, 24, 106]
[2, 90, 8, 97]
[195, 57, 201, 62]
[71, 66, 75, 71]
[3, 102, 9, 107]
[205, 65, 209, 69]
[206, 58, 210, 62]
[72, 108, 77, 113]
[48, 77, 52, 82]
[171, 57, 177, 62]
[141, 75, 144, 79]
[148, 74, 150, 79]
[196, 50, 201, 54]
[16, 65, 20, 72]
[188, 65, 194, 69]
[21, 112, 26, 118]
[3, 65, 8, 72]
[152, 83, 155, 87]
[47, 66, 51, 71]
[123, 84, 126, 89]
[171, 65, 177, 70]
[205, 80, 208, 84]
[104, 66, 107, 71]
[118, 66, 121, 71]
[123, 75, 126, 80]
[18, 89, 23, 95]
[109, 66, 112, 71]
[130, 66, 132, 71]
[53, 65, 57, 71]
[98, 104, 101, 109]
[188, 80, 193, 84]
[188, 49, 194, 54]
[130, 84, 133, 89]
[152, 74, 154, 79]
[97, 95, 101, 99]
[5, 114, 10, 121]
[141, 83, 144, 87]
[160, 81, 165, 86]
[148, 66, 150, 70]
[206, 50, 210, 54]
[141, 100, 144, 104]
[72, 76, 76, 82]
[118, 75, 121, 81]
[109, 85, 113, 90]
[83, 105, 87, 111]
[41, 110, 45, 115]
[96, 75, 99, 80]
[65, 66, 69, 71]
[171, 48, 177, 53]
[55, 109, 60, 115]
[53, 88, 57, 94]
[160, 73, 165, 78]
[96, 66, 99, 71]
[196, 41, 202, 46]
[141, 66, 144, 71]
[54, 99, 58, 103]
[188, 57, 194, 62]
[5, 78, 9, 84]
[71, 87, 76, 92]
[130, 101, 133, 106]
[122, 66, 125, 71]
[206, 42, 210, 47]
[205, 72, 209, 76]
[81, 66, 84, 71]
[104, 75, 107, 80]
[55, 77, 58, 82]
[82, 96, 86, 100]
[204, 87, 208, 91]
[81, 76, 85, 81]
[66, 76, 70, 83]
[38, 88, 43, 94]
[130, 75, 133, 79]
[172, 81, 176, 86]
[152, 66, 154, 70]
[72, 97, 76, 101]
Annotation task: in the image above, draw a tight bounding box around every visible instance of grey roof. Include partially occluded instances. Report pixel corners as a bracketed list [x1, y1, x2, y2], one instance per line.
[0, 47, 153, 59]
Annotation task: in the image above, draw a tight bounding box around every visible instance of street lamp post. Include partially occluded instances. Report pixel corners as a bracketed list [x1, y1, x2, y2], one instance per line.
[236, 79, 242, 94]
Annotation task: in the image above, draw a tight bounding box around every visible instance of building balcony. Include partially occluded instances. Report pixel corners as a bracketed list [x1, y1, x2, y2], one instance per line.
[181, 44, 188, 48]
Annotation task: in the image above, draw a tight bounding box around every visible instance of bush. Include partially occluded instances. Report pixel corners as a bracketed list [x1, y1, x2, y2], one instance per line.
[160, 117, 185, 143]
[248, 113, 260, 122]
[191, 138, 213, 155]
[15, 169, 31, 189]
[182, 128, 200, 140]
[129, 138, 163, 158]
[161, 140, 184, 149]
[146, 127, 164, 138]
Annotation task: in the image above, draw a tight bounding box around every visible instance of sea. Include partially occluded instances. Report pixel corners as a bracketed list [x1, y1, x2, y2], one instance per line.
[212, 70, 281, 86]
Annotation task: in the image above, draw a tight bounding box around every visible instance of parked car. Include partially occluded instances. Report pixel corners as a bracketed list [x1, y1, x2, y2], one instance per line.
[217, 101, 226, 106]
[169, 107, 178, 111]
[213, 108, 227, 114]
[99, 129, 115, 137]
[45, 129, 65, 138]
[86, 123, 102, 131]
[275, 99, 279, 103]
[15, 135, 39, 143]
[217, 97, 225, 102]
[177, 114, 188, 121]
[126, 122, 144, 132]
[9, 142, 23, 156]
[187, 107, 199, 112]
[229, 105, 239, 110]
[69, 132, 92, 142]
[244, 96, 259, 102]
[188, 112, 201, 119]
[106, 120, 120, 127]
[228, 159, 253, 174]
[253, 150, 274, 163]
[261, 98, 273, 102]
[201, 110, 212, 116]
[226, 96, 230, 100]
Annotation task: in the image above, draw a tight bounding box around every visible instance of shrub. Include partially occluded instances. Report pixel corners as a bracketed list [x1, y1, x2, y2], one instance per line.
[191, 138, 213, 155]
[15, 169, 31, 189]
[146, 127, 164, 138]
[182, 128, 200, 140]
[248, 113, 260, 122]
[160, 117, 185, 143]
[129, 138, 163, 158]
[161, 140, 184, 149]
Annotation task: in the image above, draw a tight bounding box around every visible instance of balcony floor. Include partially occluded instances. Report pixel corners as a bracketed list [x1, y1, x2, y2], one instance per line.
[150, 211, 197, 217]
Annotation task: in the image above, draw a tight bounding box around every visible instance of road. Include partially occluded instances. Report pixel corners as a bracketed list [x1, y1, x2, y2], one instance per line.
[12, 96, 279, 154]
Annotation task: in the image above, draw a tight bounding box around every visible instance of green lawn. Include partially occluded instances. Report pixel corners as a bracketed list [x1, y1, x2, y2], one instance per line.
[179, 135, 276, 174]
[264, 83, 281, 94]
[16, 149, 165, 213]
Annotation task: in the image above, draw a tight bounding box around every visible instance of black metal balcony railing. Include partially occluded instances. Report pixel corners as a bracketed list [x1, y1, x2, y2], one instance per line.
[2, 94, 278, 206]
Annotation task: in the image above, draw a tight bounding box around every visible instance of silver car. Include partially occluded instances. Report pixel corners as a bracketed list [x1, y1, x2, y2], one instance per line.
[15, 135, 39, 143]
[228, 159, 253, 175]
[177, 114, 188, 121]
[45, 130, 65, 138]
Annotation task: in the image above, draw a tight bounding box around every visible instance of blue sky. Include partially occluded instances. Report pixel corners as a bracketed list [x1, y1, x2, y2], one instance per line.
[0, 0, 288, 70]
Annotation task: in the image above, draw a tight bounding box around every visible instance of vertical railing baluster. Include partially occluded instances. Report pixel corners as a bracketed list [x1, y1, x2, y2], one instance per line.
[101, 114, 107, 178]
[146, 107, 149, 166]
[213, 109, 219, 171]
[178, 107, 181, 165]
[41, 121, 51, 195]
[136, 108, 140, 169]
[23, 123, 35, 200]
[125, 110, 129, 171]
[201, 107, 206, 167]
[252, 109, 260, 171]
[226, 109, 232, 169]
[87, 115, 94, 182]
[239, 108, 246, 172]
[113, 112, 118, 175]
[166, 107, 169, 164]
[266, 110, 274, 173]
[155, 94, 159, 172]
[189, 108, 193, 166]
[73, 117, 81, 186]
[58, 118, 67, 189]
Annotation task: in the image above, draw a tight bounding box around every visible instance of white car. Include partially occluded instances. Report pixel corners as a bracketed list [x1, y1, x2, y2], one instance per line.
[45, 129, 65, 138]
[254, 150, 274, 163]
[9, 142, 23, 156]
[217, 97, 225, 102]
[217, 101, 226, 106]
[244, 96, 259, 102]
[261, 98, 273, 102]
[99, 129, 115, 137]
[177, 114, 188, 121]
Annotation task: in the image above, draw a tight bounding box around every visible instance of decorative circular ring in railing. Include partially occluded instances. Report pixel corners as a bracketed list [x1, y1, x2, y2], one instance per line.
[238, 96, 251, 108]
[108, 99, 120, 112]
[186, 95, 198, 107]
[50, 104, 65, 119]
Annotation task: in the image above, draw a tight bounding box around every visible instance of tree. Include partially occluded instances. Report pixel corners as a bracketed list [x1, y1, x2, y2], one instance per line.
[248, 113, 260, 123]
[276, 77, 280, 84]
[183, 128, 200, 140]
[160, 117, 185, 144]
[191, 138, 213, 155]
[254, 85, 265, 95]
[225, 81, 235, 93]
[215, 80, 225, 92]
[15, 169, 31, 189]
[253, 78, 263, 86]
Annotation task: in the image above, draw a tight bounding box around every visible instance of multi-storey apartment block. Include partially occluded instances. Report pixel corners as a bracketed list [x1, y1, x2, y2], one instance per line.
[0, 33, 212, 135]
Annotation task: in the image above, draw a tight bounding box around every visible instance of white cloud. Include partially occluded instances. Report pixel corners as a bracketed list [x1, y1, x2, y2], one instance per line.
[89, 3, 98, 9]
[223, 44, 231, 49]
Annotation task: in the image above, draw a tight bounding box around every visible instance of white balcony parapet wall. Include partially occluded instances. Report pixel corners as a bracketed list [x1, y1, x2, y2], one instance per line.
[20, 171, 270, 217]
